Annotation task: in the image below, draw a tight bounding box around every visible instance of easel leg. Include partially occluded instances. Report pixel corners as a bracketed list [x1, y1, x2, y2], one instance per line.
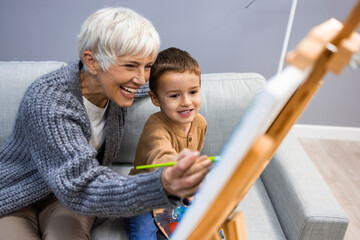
[221, 211, 247, 240]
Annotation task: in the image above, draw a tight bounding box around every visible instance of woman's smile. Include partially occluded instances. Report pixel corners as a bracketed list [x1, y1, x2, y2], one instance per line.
[120, 86, 138, 98]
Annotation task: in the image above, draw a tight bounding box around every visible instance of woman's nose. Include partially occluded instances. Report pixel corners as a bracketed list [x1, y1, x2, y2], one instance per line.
[133, 68, 147, 85]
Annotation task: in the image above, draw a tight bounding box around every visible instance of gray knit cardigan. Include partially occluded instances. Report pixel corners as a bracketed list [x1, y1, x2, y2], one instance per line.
[0, 62, 175, 217]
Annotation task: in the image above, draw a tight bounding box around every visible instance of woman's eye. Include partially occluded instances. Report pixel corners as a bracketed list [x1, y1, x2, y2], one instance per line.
[125, 64, 136, 68]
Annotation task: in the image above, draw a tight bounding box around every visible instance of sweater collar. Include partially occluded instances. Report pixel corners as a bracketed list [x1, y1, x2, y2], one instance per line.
[62, 61, 83, 104]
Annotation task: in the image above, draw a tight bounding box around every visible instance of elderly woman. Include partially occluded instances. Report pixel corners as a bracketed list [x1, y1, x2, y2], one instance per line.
[0, 7, 212, 239]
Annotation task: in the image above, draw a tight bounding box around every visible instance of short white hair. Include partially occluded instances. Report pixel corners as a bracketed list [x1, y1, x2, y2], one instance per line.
[78, 7, 160, 71]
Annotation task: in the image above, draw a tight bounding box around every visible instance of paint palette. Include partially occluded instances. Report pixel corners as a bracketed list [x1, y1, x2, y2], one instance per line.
[153, 197, 193, 238]
[154, 197, 225, 239]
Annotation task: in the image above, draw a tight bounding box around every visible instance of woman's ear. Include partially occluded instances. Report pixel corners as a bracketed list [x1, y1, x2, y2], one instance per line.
[82, 50, 99, 75]
[148, 91, 160, 107]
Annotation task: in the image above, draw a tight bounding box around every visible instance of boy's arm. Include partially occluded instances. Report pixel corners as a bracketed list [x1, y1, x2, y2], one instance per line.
[132, 122, 178, 173]
[142, 126, 178, 167]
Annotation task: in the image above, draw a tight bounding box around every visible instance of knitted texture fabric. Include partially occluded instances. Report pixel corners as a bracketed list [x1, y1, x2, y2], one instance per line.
[136, 81, 151, 98]
[0, 62, 175, 217]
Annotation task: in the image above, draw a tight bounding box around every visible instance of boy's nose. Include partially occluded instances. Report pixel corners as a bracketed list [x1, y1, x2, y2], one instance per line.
[181, 96, 192, 106]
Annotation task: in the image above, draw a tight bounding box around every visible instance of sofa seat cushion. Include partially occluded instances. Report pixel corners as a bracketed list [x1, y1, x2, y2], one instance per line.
[236, 178, 286, 239]
[90, 175, 285, 240]
[91, 217, 128, 240]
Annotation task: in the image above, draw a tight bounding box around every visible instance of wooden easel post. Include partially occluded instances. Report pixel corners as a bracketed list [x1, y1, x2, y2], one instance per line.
[186, 1, 360, 239]
[221, 211, 247, 240]
[186, 135, 274, 240]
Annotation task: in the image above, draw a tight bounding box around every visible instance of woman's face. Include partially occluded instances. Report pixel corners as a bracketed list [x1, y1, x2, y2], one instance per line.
[96, 54, 154, 108]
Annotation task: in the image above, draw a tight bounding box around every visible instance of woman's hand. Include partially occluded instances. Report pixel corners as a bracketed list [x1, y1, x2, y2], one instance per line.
[161, 148, 212, 198]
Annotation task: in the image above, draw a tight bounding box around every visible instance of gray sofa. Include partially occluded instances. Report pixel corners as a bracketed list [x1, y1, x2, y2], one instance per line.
[0, 61, 348, 240]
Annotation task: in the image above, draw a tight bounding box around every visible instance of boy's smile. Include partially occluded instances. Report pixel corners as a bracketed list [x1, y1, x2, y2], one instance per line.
[150, 71, 201, 134]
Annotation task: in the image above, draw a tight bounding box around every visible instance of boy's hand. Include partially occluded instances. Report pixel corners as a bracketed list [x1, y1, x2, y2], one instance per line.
[161, 148, 212, 198]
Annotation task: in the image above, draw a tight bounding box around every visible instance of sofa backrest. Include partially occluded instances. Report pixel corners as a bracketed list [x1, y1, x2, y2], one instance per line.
[0, 61, 266, 164]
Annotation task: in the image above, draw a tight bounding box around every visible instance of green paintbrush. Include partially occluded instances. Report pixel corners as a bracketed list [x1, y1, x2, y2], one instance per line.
[135, 156, 220, 170]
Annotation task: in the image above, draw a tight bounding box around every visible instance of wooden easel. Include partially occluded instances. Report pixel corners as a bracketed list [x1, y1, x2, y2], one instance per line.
[186, 1, 360, 239]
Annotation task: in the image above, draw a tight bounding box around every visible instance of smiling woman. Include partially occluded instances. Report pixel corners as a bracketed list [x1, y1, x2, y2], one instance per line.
[0, 7, 212, 240]
[80, 53, 154, 108]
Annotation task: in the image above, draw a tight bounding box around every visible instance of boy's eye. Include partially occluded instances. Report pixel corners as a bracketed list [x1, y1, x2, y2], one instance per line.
[190, 90, 198, 95]
[169, 94, 179, 98]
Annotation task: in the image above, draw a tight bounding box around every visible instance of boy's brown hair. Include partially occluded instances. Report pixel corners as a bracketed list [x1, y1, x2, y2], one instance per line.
[149, 47, 201, 94]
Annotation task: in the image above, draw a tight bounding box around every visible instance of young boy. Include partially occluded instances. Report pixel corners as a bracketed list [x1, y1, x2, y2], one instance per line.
[127, 47, 207, 240]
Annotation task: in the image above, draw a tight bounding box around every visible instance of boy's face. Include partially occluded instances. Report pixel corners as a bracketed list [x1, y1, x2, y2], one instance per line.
[150, 71, 201, 131]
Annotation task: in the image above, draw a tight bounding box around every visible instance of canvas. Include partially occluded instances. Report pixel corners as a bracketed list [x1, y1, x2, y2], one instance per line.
[171, 66, 308, 240]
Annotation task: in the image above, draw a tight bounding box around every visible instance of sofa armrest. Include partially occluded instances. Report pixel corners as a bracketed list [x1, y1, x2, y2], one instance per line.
[261, 132, 348, 240]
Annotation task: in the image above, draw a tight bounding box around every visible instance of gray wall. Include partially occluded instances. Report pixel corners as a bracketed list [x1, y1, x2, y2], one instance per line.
[1, 0, 359, 127]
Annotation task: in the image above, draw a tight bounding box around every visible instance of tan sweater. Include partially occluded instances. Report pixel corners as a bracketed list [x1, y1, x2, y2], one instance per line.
[129, 111, 207, 175]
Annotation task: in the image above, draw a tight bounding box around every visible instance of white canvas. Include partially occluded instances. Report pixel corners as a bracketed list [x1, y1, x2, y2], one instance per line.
[171, 66, 308, 240]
